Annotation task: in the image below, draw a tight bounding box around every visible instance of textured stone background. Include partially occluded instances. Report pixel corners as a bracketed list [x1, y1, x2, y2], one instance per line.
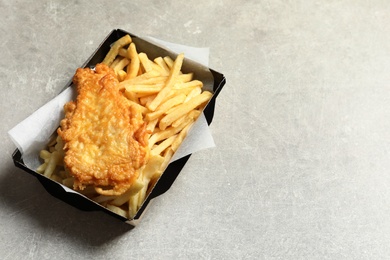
[2, 0, 390, 259]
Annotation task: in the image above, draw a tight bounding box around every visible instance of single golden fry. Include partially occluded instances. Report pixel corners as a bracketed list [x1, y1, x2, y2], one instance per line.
[118, 48, 127, 57]
[174, 80, 203, 90]
[117, 70, 127, 82]
[163, 56, 174, 69]
[176, 73, 193, 83]
[39, 150, 51, 161]
[109, 57, 122, 69]
[125, 84, 164, 94]
[138, 52, 153, 73]
[146, 118, 159, 133]
[160, 148, 174, 171]
[128, 193, 139, 218]
[36, 162, 48, 174]
[102, 34, 132, 66]
[126, 43, 140, 80]
[54, 135, 64, 156]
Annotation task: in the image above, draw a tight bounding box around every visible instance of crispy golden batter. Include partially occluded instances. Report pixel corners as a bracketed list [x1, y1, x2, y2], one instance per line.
[58, 63, 149, 195]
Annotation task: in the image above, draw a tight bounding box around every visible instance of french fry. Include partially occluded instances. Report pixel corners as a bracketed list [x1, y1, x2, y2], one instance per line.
[146, 118, 159, 133]
[117, 70, 127, 82]
[125, 84, 164, 94]
[176, 73, 193, 83]
[39, 150, 51, 161]
[163, 56, 174, 69]
[36, 162, 47, 174]
[154, 57, 170, 76]
[128, 193, 139, 217]
[126, 43, 140, 80]
[174, 80, 203, 90]
[160, 148, 174, 171]
[138, 52, 153, 73]
[118, 73, 165, 90]
[113, 57, 130, 72]
[118, 48, 127, 57]
[137, 182, 148, 208]
[102, 34, 132, 66]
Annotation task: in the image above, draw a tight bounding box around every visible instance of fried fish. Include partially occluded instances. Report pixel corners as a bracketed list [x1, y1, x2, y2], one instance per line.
[58, 63, 149, 196]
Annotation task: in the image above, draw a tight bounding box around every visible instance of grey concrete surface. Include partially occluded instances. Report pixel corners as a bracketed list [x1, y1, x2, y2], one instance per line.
[2, 0, 390, 259]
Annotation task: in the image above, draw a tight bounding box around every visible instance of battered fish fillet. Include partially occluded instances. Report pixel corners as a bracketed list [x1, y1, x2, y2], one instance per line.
[58, 63, 149, 196]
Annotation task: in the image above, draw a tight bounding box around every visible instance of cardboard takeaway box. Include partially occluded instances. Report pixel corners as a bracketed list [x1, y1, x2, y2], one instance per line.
[10, 29, 226, 226]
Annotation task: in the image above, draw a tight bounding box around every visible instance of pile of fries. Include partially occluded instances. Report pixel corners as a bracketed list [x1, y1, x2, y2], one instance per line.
[36, 34, 212, 219]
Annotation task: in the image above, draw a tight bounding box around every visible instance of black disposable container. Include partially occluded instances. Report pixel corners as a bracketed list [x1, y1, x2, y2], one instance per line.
[11, 29, 226, 226]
